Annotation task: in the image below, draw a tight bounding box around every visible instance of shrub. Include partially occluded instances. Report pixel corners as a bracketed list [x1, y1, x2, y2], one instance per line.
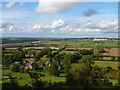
[10, 63, 21, 72]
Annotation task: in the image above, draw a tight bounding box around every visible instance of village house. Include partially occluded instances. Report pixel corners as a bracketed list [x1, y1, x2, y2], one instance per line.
[25, 63, 36, 70]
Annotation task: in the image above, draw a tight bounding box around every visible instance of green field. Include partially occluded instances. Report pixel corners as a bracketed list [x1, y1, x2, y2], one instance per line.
[30, 70, 66, 83]
[2, 68, 66, 85]
[94, 61, 118, 69]
[36, 41, 119, 48]
[2, 69, 32, 86]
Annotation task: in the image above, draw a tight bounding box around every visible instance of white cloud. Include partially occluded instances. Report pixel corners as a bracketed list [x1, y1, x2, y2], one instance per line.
[97, 20, 118, 29]
[36, 0, 80, 13]
[33, 19, 64, 30]
[5, 2, 15, 8]
[51, 19, 64, 28]
[36, 0, 118, 13]
[1, 19, 118, 37]
[33, 24, 41, 29]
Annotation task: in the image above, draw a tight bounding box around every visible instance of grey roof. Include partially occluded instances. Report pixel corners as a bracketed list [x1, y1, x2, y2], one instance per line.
[45, 61, 51, 64]
[26, 63, 31, 67]
[52, 62, 58, 66]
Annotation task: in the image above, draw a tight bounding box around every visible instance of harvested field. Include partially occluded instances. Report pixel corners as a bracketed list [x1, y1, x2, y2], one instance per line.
[102, 48, 120, 56]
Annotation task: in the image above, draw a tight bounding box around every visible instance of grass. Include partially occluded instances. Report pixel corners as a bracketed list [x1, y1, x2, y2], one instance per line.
[40, 75, 66, 83]
[60, 51, 75, 54]
[30, 70, 66, 83]
[2, 67, 31, 86]
[12, 73, 31, 86]
[109, 79, 118, 86]
[94, 61, 118, 69]
[103, 57, 112, 60]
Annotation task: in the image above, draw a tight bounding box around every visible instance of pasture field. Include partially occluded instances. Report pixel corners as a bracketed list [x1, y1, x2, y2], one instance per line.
[94, 61, 118, 69]
[2, 68, 66, 85]
[30, 70, 66, 83]
[37, 41, 119, 48]
[2, 68, 31, 86]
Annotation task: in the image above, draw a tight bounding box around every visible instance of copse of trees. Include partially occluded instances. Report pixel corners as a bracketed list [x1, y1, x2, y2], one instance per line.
[79, 49, 93, 55]
[37, 55, 50, 66]
[35, 47, 52, 60]
[62, 54, 72, 72]
[12, 51, 24, 62]
[48, 64, 59, 76]
[80, 55, 94, 68]
[66, 64, 91, 88]
[2, 54, 12, 66]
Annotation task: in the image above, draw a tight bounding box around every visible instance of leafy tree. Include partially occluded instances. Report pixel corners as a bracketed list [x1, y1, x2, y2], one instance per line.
[117, 56, 120, 62]
[111, 56, 115, 61]
[2, 55, 12, 66]
[32, 79, 46, 89]
[66, 64, 91, 88]
[106, 66, 112, 73]
[62, 54, 72, 72]
[35, 47, 52, 60]
[118, 70, 120, 85]
[71, 52, 82, 63]
[12, 51, 24, 62]
[32, 61, 39, 70]
[48, 64, 59, 76]
[94, 46, 100, 56]
[79, 50, 93, 55]
[10, 63, 21, 72]
[37, 55, 50, 66]
[80, 55, 94, 68]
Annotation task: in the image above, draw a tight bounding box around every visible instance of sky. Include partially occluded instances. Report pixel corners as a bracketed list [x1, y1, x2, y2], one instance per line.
[0, 1, 118, 38]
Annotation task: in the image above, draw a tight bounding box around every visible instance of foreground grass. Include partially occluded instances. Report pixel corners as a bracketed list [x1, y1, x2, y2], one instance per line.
[30, 70, 66, 83]
[94, 61, 118, 69]
[109, 79, 118, 86]
[12, 73, 31, 86]
[2, 69, 31, 86]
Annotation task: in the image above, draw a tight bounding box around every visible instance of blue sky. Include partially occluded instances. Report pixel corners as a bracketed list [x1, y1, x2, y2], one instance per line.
[0, 2, 118, 38]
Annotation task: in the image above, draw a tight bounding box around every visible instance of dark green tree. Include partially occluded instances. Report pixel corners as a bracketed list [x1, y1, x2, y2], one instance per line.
[80, 55, 94, 67]
[48, 64, 59, 76]
[35, 47, 52, 60]
[10, 63, 21, 72]
[12, 51, 24, 62]
[62, 54, 72, 72]
[111, 56, 115, 61]
[66, 64, 91, 88]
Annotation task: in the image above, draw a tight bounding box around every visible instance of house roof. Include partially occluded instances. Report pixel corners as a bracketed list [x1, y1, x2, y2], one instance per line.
[26, 63, 31, 67]
[52, 62, 58, 66]
[31, 63, 36, 67]
[45, 61, 51, 64]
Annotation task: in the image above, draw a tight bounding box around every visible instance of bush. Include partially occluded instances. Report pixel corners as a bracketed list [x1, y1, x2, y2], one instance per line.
[48, 64, 59, 76]
[10, 63, 21, 72]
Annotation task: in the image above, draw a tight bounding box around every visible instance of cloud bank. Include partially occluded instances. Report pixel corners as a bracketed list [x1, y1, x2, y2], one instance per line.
[1, 19, 118, 34]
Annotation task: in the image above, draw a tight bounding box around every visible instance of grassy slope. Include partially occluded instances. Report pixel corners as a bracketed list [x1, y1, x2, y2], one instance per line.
[2, 69, 31, 86]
